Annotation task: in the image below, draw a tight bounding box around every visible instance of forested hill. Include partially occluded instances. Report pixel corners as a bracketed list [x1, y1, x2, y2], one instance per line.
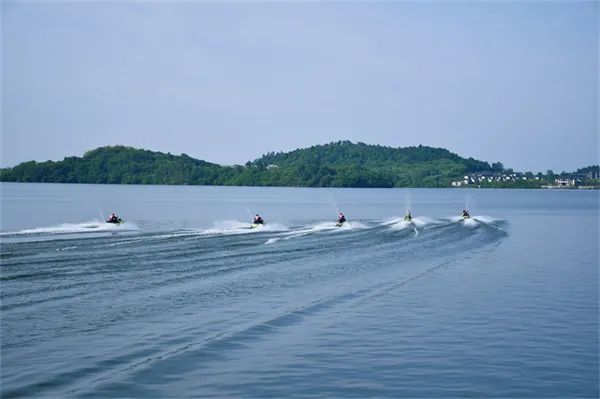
[254, 141, 489, 170]
[0, 142, 493, 187]
[0, 146, 238, 186]
[250, 141, 490, 187]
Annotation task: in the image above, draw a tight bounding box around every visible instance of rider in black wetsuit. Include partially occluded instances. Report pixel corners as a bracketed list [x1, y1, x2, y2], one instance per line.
[253, 214, 264, 225]
[106, 213, 121, 224]
[337, 212, 346, 224]
[462, 209, 470, 219]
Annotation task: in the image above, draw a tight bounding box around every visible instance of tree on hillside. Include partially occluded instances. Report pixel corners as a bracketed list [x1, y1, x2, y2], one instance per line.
[491, 162, 504, 172]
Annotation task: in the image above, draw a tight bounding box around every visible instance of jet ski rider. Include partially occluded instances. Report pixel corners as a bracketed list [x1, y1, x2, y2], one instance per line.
[106, 213, 121, 224]
[253, 214, 264, 225]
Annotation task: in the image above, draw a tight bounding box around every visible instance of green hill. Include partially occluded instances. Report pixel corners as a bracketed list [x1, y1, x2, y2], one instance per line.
[0, 146, 237, 185]
[248, 141, 490, 187]
[0, 142, 492, 188]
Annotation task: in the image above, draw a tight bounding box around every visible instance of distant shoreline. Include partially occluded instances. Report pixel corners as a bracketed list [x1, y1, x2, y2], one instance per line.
[1, 143, 598, 189]
[1, 181, 598, 191]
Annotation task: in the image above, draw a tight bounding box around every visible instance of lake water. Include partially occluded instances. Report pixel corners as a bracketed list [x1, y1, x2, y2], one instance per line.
[1, 183, 598, 398]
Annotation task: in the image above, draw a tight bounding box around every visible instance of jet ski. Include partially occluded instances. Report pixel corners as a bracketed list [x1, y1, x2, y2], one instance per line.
[250, 216, 265, 229]
[460, 209, 471, 220]
[106, 217, 123, 224]
[404, 215, 412, 222]
[335, 218, 346, 227]
[336, 213, 346, 227]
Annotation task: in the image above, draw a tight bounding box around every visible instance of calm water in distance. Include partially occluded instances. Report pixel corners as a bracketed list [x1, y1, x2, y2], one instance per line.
[1, 183, 598, 397]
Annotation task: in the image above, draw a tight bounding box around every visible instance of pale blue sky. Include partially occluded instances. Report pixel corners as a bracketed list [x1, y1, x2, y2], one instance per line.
[2, 1, 598, 172]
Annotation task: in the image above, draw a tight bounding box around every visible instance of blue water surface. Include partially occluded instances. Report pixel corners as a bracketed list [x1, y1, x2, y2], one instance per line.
[1, 183, 598, 397]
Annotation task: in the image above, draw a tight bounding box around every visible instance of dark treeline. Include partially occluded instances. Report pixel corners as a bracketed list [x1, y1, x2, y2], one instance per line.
[2, 141, 593, 188]
[0, 142, 493, 188]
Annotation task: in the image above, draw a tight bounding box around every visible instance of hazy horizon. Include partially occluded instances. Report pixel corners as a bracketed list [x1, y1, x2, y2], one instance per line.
[2, 2, 598, 172]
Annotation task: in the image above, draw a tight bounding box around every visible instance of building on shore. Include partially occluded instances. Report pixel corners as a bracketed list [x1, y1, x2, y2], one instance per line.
[555, 178, 575, 187]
